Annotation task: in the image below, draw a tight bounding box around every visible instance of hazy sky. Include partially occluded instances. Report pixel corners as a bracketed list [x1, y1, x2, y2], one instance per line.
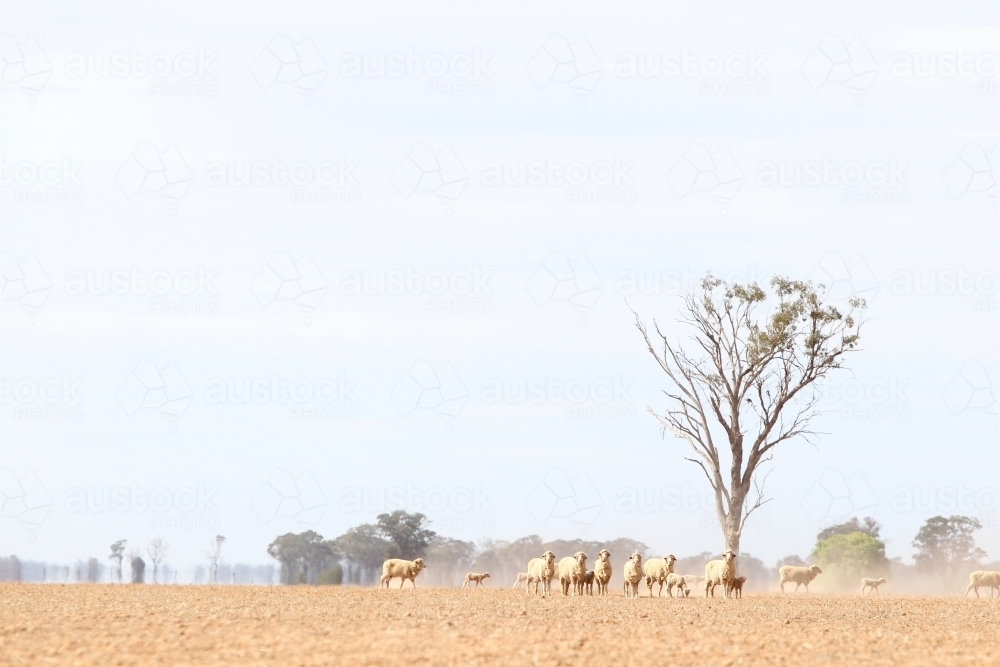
[1, 0, 998, 573]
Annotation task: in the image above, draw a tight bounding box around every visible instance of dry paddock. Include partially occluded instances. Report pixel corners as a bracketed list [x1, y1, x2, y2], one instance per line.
[2, 584, 1000, 667]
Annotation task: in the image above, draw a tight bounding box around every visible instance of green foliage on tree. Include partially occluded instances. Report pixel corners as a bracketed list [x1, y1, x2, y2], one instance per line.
[912, 515, 986, 586]
[266, 530, 334, 584]
[317, 563, 343, 585]
[330, 524, 390, 585]
[817, 516, 881, 542]
[812, 532, 890, 589]
[376, 510, 437, 560]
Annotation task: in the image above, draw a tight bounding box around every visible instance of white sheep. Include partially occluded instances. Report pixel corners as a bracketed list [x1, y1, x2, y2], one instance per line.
[677, 574, 704, 597]
[526, 550, 557, 596]
[665, 572, 688, 598]
[643, 554, 677, 597]
[594, 549, 612, 595]
[860, 577, 886, 595]
[704, 550, 738, 598]
[965, 570, 1000, 598]
[558, 551, 588, 595]
[623, 552, 644, 598]
[380, 557, 426, 589]
[461, 572, 490, 589]
[512, 572, 528, 589]
[779, 565, 822, 593]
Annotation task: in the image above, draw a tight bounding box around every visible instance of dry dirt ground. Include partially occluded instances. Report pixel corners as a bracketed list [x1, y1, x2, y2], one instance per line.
[2, 584, 1000, 667]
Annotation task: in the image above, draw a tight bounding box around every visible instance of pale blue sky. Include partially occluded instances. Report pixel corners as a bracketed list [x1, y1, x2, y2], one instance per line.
[1, 0, 998, 572]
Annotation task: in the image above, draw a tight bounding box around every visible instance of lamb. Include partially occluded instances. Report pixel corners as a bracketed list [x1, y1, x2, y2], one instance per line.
[965, 570, 1000, 598]
[461, 572, 490, 589]
[779, 565, 822, 593]
[583, 570, 595, 595]
[526, 550, 557, 596]
[643, 554, 678, 597]
[594, 549, 612, 595]
[665, 572, 688, 598]
[730, 576, 746, 599]
[704, 550, 738, 598]
[380, 558, 426, 589]
[678, 575, 704, 597]
[623, 552, 644, 598]
[861, 577, 886, 595]
[558, 551, 588, 596]
[512, 572, 528, 589]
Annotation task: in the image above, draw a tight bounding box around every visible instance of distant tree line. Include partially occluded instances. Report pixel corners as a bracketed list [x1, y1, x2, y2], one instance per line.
[267, 512, 995, 593]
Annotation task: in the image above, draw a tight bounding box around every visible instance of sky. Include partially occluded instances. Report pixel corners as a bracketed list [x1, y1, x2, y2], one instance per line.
[1, 0, 998, 574]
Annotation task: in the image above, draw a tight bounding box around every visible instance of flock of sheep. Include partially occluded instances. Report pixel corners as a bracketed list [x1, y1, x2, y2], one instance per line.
[378, 553, 1000, 597]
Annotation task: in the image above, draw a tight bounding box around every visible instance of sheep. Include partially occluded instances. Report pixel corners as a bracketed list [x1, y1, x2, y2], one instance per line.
[677, 575, 704, 597]
[583, 570, 595, 595]
[665, 572, 688, 598]
[860, 577, 886, 595]
[643, 554, 677, 597]
[526, 550, 557, 596]
[558, 551, 588, 596]
[730, 576, 746, 599]
[623, 552, 644, 598]
[779, 565, 822, 593]
[380, 558, 426, 589]
[594, 549, 612, 596]
[461, 572, 490, 589]
[512, 572, 528, 589]
[704, 550, 738, 598]
[965, 570, 1000, 598]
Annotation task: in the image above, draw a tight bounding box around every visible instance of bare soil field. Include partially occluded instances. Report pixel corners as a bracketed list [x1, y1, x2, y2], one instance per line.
[2, 584, 1000, 667]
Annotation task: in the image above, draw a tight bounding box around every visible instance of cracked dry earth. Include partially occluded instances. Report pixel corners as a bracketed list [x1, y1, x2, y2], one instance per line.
[2, 584, 1000, 666]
